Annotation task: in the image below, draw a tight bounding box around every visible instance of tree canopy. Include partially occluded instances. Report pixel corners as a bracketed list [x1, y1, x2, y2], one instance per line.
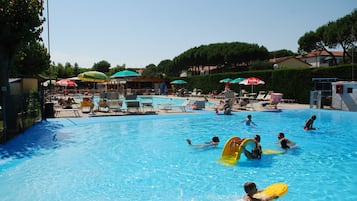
[172, 42, 269, 76]
[298, 9, 357, 63]
[0, 0, 45, 139]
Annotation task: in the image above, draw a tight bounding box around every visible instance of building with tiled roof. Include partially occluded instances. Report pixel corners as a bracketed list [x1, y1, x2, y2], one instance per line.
[269, 56, 311, 69]
[297, 50, 344, 67]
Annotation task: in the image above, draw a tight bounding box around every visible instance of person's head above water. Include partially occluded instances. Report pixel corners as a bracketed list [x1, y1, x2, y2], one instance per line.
[244, 182, 257, 195]
[254, 134, 261, 142]
[278, 132, 285, 139]
[212, 136, 220, 142]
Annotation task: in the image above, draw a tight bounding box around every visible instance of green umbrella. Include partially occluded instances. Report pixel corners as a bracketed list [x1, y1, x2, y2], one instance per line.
[219, 78, 232, 83]
[78, 71, 108, 83]
[170, 79, 187, 84]
[230, 77, 245, 84]
[111, 70, 140, 78]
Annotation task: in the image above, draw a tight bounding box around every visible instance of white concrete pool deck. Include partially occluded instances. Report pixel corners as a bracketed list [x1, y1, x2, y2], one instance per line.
[53, 96, 310, 118]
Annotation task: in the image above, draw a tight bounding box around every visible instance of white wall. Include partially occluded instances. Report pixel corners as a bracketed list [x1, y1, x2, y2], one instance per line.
[331, 81, 357, 111]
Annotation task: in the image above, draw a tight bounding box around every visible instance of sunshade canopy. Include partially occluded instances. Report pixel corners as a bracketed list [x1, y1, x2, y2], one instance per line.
[111, 70, 140, 78]
[170, 79, 187, 84]
[78, 71, 108, 82]
[54, 79, 78, 87]
[230, 77, 245, 84]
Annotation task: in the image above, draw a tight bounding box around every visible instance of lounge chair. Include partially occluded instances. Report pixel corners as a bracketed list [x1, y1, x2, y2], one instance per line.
[191, 100, 205, 110]
[262, 93, 283, 109]
[158, 103, 172, 112]
[256, 91, 267, 101]
[263, 91, 273, 101]
[97, 99, 110, 112]
[107, 100, 123, 112]
[80, 97, 94, 113]
[125, 95, 140, 113]
[174, 99, 191, 112]
[141, 96, 154, 112]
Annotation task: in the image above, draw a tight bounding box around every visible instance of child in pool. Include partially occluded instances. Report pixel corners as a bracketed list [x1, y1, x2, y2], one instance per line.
[186, 136, 219, 148]
[243, 182, 279, 201]
[277, 132, 295, 149]
[241, 114, 256, 126]
[304, 115, 317, 130]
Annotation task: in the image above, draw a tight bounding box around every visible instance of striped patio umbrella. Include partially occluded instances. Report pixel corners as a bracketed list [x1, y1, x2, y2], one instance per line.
[78, 71, 108, 83]
[54, 79, 78, 87]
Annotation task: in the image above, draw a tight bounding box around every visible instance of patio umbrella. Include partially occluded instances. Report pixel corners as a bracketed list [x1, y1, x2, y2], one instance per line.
[229, 77, 245, 84]
[54, 79, 78, 87]
[239, 77, 265, 93]
[170, 79, 187, 84]
[219, 78, 232, 83]
[78, 71, 108, 83]
[111, 70, 140, 78]
[219, 78, 232, 91]
[230, 77, 245, 96]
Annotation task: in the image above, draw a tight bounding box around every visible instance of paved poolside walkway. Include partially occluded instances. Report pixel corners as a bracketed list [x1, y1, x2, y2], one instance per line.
[52, 95, 309, 118]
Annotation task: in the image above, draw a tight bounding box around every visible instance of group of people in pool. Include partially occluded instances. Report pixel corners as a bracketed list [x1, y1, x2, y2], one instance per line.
[186, 114, 317, 154]
[186, 114, 317, 200]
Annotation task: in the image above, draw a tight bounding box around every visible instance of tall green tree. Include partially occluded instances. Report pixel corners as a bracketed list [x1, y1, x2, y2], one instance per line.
[92, 60, 111, 72]
[298, 9, 357, 63]
[0, 0, 45, 138]
[11, 41, 50, 77]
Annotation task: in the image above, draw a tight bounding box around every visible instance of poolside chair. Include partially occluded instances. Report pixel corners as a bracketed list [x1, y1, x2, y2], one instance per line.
[173, 98, 191, 112]
[262, 93, 283, 109]
[97, 99, 110, 112]
[107, 100, 123, 112]
[191, 100, 205, 110]
[80, 97, 94, 113]
[125, 95, 140, 113]
[263, 91, 274, 101]
[224, 90, 235, 99]
[256, 91, 267, 101]
[141, 96, 154, 112]
[158, 102, 172, 112]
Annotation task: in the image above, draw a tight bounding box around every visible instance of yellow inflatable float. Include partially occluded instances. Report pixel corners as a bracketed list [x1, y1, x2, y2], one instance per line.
[218, 136, 284, 165]
[253, 183, 288, 199]
[218, 136, 255, 166]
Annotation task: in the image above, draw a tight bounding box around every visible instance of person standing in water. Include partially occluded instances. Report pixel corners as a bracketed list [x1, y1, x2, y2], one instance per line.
[241, 114, 256, 126]
[304, 115, 317, 130]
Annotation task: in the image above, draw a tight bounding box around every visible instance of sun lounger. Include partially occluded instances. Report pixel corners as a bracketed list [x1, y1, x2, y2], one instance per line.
[191, 100, 205, 110]
[97, 99, 110, 112]
[256, 91, 267, 101]
[141, 96, 154, 112]
[158, 103, 172, 112]
[125, 95, 140, 113]
[107, 100, 123, 112]
[80, 97, 94, 113]
[261, 93, 283, 109]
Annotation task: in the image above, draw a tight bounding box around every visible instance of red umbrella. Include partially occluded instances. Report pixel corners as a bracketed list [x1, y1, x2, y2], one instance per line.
[55, 79, 78, 87]
[239, 77, 265, 93]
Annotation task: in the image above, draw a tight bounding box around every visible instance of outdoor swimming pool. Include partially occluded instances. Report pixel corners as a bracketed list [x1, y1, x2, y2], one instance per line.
[0, 109, 356, 200]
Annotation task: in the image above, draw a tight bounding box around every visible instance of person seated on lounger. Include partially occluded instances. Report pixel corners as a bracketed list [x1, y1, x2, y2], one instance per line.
[186, 136, 220, 148]
[243, 135, 262, 160]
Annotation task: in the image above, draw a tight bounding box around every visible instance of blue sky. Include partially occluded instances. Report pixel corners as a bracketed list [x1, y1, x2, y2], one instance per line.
[41, 0, 356, 69]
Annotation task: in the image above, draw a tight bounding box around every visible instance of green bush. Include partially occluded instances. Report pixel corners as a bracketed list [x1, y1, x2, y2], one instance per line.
[181, 64, 355, 104]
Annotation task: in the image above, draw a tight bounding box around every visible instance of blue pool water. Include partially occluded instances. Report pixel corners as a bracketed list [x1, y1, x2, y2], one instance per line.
[0, 109, 356, 201]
